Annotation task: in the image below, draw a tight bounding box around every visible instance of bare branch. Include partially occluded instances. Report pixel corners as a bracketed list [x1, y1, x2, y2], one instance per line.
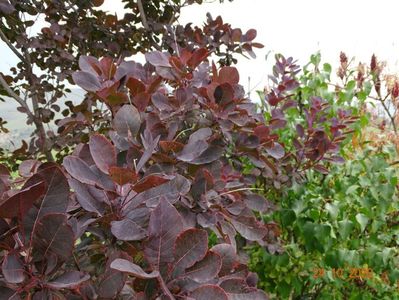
[137, 0, 149, 30]
[0, 73, 31, 114]
[0, 26, 26, 63]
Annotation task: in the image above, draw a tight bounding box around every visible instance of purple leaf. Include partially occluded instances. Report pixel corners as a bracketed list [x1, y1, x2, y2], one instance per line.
[183, 251, 222, 283]
[111, 208, 149, 241]
[243, 194, 273, 213]
[125, 174, 191, 210]
[0, 180, 46, 219]
[72, 71, 102, 92]
[190, 285, 228, 300]
[211, 243, 238, 276]
[36, 164, 70, 218]
[89, 134, 116, 174]
[47, 271, 90, 289]
[230, 215, 266, 241]
[69, 178, 106, 215]
[110, 258, 159, 279]
[32, 214, 74, 262]
[173, 228, 208, 275]
[266, 142, 285, 159]
[136, 133, 160, 172]
[78, 56, 101, 75]
[144, 198, 183, 270]
[113, 104, 141, 139]
[313, 164, 329, 175]
[220, 278, 268, 300]
[63, 156, 102, 187]
[2, 253, 25, 284]
[145, 51, 171, 67]
[0, 0, 15, 14]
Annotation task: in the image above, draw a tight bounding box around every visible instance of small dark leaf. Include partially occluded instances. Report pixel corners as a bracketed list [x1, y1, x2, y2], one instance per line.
[211, 244, 237, 276]
[109, 166, 138, 185]
[126, 174, 191, 209]
[0, 0, 15, 14]
[313, 164, 329, 175]
[133, 174, 169, 193]
[126, 77, 146, 96]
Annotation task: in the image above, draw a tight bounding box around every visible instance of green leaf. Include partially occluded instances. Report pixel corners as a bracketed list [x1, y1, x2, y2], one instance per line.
[346, 185, 359, 195]
[346, 80, 356, 91]
[323, 63, 332, 74]
[338, 219, 354, 239]
[355, 213, 369, 232]
[325, 203, 339, 219]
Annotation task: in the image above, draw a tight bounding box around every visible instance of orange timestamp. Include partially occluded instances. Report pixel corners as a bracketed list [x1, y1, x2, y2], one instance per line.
[313, 267, 373, 280]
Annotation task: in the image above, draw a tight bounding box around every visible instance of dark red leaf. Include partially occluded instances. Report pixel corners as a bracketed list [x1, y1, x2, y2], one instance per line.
[126, 77, 146, 96]
[109, 166, 138, 185]
[244, 29, 257, 41]
[187, 48, 209, 69]
[133, 92, 151, 112]
[63, 156, 101, 186]
[218, 67, 239, 85]
[133, 174, 169, 193]
[211, 244, 237, 276]
[230, 215, 266, 241]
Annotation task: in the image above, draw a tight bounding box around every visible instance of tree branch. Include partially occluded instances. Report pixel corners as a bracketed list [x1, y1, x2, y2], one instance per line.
[137, 0, 149, 30]
[0, 74, 31, 116]
[0, 26, 26, 63]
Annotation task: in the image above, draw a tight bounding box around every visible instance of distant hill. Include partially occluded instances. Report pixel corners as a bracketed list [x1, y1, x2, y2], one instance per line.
[0, 89, 85, 149]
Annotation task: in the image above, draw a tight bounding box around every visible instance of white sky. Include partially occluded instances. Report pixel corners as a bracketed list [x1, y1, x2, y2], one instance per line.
[2, 0, 399, 92]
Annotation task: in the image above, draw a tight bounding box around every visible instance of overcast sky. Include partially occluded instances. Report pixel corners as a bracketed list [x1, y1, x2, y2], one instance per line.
[2, 0, 399, 92]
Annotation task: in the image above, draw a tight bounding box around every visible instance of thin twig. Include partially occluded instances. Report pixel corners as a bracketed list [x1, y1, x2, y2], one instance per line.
[0, 74, 32, 117]
[137, 0, 149, 30]
[0, 26, 25, 62]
